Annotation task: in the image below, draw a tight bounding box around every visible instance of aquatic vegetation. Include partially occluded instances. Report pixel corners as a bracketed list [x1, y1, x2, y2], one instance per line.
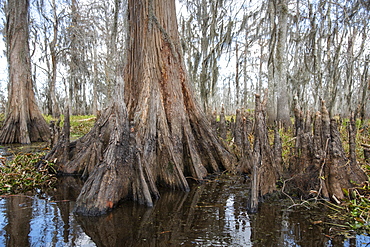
[45, 114, 96, 138]
[0, 115, 95, 196]
[69, 115, 96, 138]
[341, 176, 370, 232]
[0, 152, 57, 195]
[346, 196, 370, 231]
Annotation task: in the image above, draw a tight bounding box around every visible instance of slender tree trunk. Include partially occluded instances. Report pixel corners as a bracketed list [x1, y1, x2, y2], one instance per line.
[275, 0, 291, 127]
[69, 0, 79, 115]
[0, 0, 50, 144]
[235, 43, 240, 108]
[358, 55, 369, 124]
[266, 0, 277, 126]
[92, 46, 98, 115]
[219, 106, 227, 139]
[49, 0, 60, 118]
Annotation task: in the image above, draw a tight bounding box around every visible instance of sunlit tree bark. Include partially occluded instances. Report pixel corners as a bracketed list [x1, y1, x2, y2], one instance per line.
[0, 0, 50, 144]
[47, 0, 235, 216]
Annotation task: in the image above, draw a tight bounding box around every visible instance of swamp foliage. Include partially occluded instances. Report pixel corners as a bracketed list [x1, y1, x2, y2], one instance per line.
[0, 152, 56, 195]
[0, 114, 96, 195]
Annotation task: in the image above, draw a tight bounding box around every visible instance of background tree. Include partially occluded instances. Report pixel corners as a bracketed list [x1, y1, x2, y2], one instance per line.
[264, 0, 290, 126]
[28, 0, 127, 116]
[179, 0, 240, 114]
[274, 0, 290, 126]
[35, 0, 66, 118]
[0, 0, 49, 144]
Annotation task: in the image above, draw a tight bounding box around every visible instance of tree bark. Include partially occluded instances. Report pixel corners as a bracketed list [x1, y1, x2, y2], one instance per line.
[275, 0, 291, 127]
[253, 94, 278, 196]
[47, 0, 235, 216]
[348, 114, 357, 166]
[49, 0, 61, 118]
[363, 145, 370, 163]
[286, 101, 367, 201]
[248, 94, 278, 213]
[0, 0, 50, 144]
[219, 106, 227, 139]
[234, 109, 243, 147]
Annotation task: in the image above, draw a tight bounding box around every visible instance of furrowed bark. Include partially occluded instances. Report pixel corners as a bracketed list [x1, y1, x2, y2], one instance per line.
[286, 100, 367, 201]
[0, 0, 50, 144]
[47, 0, 235, 216]
[248, 94, 278, 213]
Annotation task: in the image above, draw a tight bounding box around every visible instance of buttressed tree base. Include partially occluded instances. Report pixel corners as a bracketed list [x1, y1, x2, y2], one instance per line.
[47, 0, 235, 216]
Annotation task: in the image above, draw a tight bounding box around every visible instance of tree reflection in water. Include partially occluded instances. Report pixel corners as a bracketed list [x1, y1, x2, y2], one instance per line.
[0, 175, 369, 246]
[76, 176, 253, 246]
[0, 195, 94, 246]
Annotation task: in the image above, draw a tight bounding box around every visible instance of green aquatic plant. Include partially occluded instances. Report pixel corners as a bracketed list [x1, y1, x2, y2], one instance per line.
[69, 116, 96, 138]
[321, 177, 370, 233]
[0, 152, 56, 195]
[343, 181, 370, 232]
[347, 198, 369, 230]
[45, 114, 97, 138]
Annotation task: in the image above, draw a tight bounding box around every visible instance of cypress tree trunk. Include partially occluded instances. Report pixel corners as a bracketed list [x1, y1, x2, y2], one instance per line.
[47, 0, 234, 216]
[275, 0, 291, 127]
[248, 94, 279, 213]
[287, 101, 367, 201]
[0, 0, 50, 144]
[219, 106, 227, 139]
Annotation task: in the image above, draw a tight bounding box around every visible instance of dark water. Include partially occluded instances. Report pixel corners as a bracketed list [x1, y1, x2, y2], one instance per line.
[0, 175, 369, 247]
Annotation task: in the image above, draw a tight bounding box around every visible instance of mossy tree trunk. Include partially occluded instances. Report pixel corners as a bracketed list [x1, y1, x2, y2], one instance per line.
[47, 0, 234, 216]
[0, 0, 50, 144]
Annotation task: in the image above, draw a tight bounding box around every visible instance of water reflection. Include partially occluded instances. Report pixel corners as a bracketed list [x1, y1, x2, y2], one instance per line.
[224, 195, 252, 245]
[76, 177, 253, 247]
[0, 195, 94, 247]
[0, 199, 6, 245]
[0, 175, 369, 247]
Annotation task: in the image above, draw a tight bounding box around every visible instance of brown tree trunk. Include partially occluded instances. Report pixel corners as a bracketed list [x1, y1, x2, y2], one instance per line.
[287, 101, 367, 201]
[363, 145, 370, 163]
[0, 0, 50, 144]
[348, 113, 357, 166]
[253, 94, 278, 196]
[47, 0, 235, 216]
[234, 109, 243, 147]
[219, 106, 227, 139]
[248, 94, 278, 213]
[49, 0, 60, 118]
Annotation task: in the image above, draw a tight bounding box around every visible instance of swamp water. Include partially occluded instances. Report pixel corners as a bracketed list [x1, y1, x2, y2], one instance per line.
[0, 175, 369, 247]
